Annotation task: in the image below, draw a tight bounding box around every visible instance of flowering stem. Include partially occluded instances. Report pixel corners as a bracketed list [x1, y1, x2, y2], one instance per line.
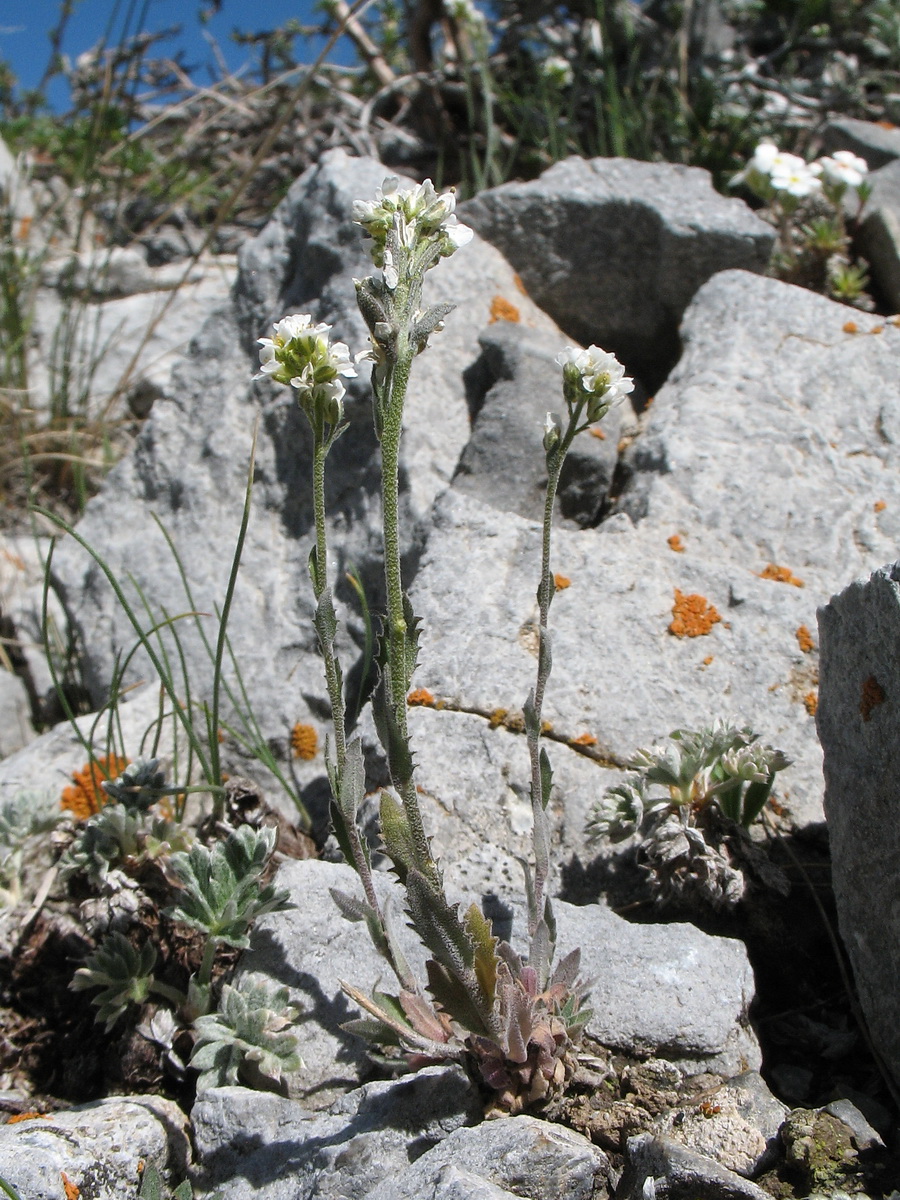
[311, 423, 347, 776]
[528, 413, 579, 935]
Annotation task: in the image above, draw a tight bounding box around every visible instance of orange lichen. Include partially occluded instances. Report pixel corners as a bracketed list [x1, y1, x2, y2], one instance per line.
[488, 708, 508, 729]
[875, 500, 887, 512]
[667, 534, 685, 553]
[8, 1111, 50, 1123]
[60, 754, 130, 819]
[407, 688, 436, 708]
[843, 320, 859, 334]
[759, 563, 804, 588]
[512, 273, 528, 295]
[669, 589, 721, 638]
[62, 1173, 80, 1200]
[877, 119, 897, 129]
[702, 655, 714, 666]
[541, 720, 554, 734]
[860, 675, 886, 722]
[872, 325, 885, 334]
[290, 722, 318, 760]
[488, 296, 521, 324]
[588, 427, 606, 440]
[796, 625, 815, 653]
[554, 573, 571, 591]
[569, 732, 598, 747]
[803, 691, 818, 716]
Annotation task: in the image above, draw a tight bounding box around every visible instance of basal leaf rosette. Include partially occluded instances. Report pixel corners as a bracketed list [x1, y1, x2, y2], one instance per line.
[255, 314, 356, 425]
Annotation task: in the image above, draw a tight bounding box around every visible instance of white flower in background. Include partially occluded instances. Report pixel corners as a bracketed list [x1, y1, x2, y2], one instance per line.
[542, 55, 574, 88]
[769, 159, 822, 199]
[556, 345, 634, 422]
[256, 314, 356, 422]
[817, 149, 868, 190]
[353, 177, 473, 268]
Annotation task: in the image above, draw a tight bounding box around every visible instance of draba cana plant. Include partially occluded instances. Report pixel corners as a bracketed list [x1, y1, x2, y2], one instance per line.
[588, 721, 790, 910]
[255, 176, 634, 1113]
[731, 141, 872, 307]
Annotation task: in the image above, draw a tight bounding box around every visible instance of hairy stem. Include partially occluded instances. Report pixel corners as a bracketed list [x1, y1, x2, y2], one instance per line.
[312, 425, 348, 776]
[528, 420, 578, 933]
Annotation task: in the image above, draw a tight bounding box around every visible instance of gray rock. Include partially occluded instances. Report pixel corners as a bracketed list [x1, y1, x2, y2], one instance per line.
[408, 270, 900, 838]
[365, 1115, 611, 1200]
[856, 159, 900, 311]
[191, 1066, 482, 1198]
[30, 253, 239, 420]
[0, 681, 181, 807]
[817, 561, 900, 1093]
[0, 1095, 190, 1200]
[655, 1071, 788, 1177]
[824, 1099, 885, 1151]
[453, 322, 631, 525]
[0, 669, 34, 759]
[237, 858, 758, 1106]
[459, 156, 774, 387]
[822, 117, 900, 170]
[619, 1132, 773, 1200]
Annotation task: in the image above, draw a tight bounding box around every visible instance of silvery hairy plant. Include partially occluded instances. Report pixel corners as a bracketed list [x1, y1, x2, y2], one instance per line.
[255, 176, 636, 1112]
[58, 758, 192, 887]
[588, 721, 790, 910]
[71, 822, 300, 1090]
[0, 790, 59, 906]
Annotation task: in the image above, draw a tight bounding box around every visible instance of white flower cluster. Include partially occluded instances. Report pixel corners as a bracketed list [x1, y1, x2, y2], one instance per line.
[556, 345, 633, 405]
[735, 141, 869, 201]
[352, 177, 473, 279]
[255, 314, 356, 422]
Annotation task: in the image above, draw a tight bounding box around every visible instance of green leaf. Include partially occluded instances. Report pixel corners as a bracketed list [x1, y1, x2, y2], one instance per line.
[464, 903, 499, 1006]
[522, 689, 540, 740]
[379, 791, 416, 885]
[338, 738, 366, 826]
[405, 869, 478, 990]
[190, 977, 303, 1091]
[741, 777, 774, 827]
[71, 932, 157, 1031]
[539, 747, 554, 810]
[425, 960, 491, 1036]
[166, 825, 293, 947]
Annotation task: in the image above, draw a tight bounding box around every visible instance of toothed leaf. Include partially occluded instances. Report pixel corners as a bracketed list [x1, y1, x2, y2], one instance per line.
[464, 903, 499, 1006]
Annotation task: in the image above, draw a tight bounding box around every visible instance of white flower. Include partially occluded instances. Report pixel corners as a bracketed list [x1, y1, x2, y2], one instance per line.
[769, 160, 822, 199]
[541, 56, 574, 88]
[255, 313, 357, 422]
[817, 150, 868, 190]
[556, 345, 634, 422]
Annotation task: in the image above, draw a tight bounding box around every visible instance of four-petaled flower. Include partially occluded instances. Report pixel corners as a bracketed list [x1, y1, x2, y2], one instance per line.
[256, 314, 356, 423]
[555, 345, 634, 424]
[352, 177, 474, 270]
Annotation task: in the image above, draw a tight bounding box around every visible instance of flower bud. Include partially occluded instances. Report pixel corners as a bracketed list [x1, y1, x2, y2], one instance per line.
[543, 412, 562, 452]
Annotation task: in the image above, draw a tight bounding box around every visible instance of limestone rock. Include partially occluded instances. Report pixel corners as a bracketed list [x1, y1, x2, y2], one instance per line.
[822, 117, 900, 170]
[365, 1115, 611, 1200]
[619, 1132, 773, 1200]
[459, 156, 774, 387]
[856, 158, 900, 311]
[817, 561, 900, 1093]
[408, 270, 900, 843]
[0, 1095, 190, 1200]
[191, 1067, 482, 1199]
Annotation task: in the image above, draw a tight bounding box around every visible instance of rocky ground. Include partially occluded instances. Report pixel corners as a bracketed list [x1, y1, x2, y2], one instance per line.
[2, 117, 900, 1198]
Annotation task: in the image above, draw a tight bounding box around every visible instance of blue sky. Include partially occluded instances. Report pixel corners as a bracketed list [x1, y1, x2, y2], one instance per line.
[0, 1, 359, 109]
